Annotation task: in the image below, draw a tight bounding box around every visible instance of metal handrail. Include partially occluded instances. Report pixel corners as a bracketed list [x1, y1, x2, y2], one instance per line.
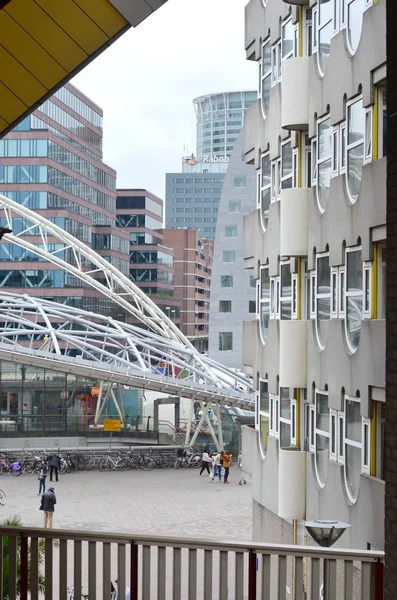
[0, 525, 384, 562]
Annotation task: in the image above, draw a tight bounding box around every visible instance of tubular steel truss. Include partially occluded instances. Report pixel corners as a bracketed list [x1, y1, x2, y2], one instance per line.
[0, 194, 254, 408]
[0, 293, 253, 407]
[0, 193, 189, 345]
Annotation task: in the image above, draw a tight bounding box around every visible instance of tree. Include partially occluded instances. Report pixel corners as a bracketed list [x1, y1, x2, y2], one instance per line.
[2, 515, 46, 599]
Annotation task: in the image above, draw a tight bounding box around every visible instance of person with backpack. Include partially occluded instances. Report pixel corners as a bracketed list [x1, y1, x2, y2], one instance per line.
[49, 453, 61, 482]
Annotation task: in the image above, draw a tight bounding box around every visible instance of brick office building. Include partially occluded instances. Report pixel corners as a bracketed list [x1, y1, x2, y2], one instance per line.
[162, 229, 213, 352]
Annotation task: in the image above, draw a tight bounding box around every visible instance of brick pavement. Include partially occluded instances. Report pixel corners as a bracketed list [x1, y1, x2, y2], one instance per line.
[0, 466, 252, 541]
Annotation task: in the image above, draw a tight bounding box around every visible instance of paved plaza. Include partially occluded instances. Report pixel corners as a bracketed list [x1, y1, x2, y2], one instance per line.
[0, 466, 252, 541]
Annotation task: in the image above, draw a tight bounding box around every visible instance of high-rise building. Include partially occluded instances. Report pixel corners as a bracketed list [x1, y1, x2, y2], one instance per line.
[0, 83, 129, 316]
[162, 229, 213, 352]
[208, 132, 257, 369]
[165, 91, 256, 240]
[243, 0, 386, 559]
[194, 91, 257, 161]
[116, 189, 180, 324]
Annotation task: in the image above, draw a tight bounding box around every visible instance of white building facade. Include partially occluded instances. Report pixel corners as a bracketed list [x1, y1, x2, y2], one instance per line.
[242, 0, 386, 557]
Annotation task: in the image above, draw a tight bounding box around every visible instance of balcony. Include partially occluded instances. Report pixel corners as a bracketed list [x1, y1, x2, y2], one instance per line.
[280, 188, 309, 257]
[281, 58, 310, 131]
[279, 320, 307, 388]
[0, 524, 384, 600]
[283, 0, 309, 5]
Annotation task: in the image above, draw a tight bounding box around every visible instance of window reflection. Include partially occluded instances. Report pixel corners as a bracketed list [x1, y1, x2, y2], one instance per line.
[315, 255, 331, 349]
[316, 117, 332, 211]
[347, 98, 365, 202]
[347, 0, 366, 53]
[345, 248, 363, 351]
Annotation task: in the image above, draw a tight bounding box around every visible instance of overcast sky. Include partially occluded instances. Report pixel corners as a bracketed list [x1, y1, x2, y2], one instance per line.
[72, 0, 256, 199]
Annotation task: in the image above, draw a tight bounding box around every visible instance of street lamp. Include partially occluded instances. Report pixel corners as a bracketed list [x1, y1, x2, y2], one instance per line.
[303, 520, 351, 600]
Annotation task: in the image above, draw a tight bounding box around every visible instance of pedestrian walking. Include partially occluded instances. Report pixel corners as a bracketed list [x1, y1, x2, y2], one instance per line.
[212, 450, 224, 481]
[238, 452, 246, 485]
[40, 487, 56, 529]
[223, 451, 232, 483]
[49, 453, 61, 482]
[199, 450, 213, 475]
[37, 458, 48, 496]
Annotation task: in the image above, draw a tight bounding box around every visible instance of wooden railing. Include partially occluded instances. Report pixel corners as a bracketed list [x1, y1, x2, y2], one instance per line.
[0, 525, 384, 600]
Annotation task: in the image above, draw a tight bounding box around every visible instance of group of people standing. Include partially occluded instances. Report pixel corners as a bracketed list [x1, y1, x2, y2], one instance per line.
[37, 454, 61, 529]
[199, 449, 246, 485]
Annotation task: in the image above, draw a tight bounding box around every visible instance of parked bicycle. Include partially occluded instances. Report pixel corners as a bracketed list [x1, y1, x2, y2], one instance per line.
[174, 449, 201, 469]
[0, 489, 6, 506]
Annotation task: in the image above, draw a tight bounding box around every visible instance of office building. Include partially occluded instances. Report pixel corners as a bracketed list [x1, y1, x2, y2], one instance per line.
[242, 0, 386, 558]
[0, 83, 129, 316]
[208, 131, 257, 369]
[162, 229, 213, 351]
[116, 189, 180, 323]
[194, 91, 257, 161]
[165, 91, 256, 240]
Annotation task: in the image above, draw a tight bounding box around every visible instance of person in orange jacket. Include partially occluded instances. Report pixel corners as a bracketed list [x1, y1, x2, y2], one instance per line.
[222, 451, 232, 483]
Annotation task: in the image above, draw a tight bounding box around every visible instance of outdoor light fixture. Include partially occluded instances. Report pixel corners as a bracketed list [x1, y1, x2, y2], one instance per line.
[0, 227, 12, 240]
[303, 520, 351, 548]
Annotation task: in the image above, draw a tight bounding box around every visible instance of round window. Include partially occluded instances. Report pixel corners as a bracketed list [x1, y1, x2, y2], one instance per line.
[317, 0, 333, 76]
[347, 0, 365, 55]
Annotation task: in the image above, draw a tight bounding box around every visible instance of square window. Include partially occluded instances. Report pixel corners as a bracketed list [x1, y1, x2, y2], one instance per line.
[229, 200, 241, 212]
[234, 176, 246, 187]
[221, 275, 233, 287]
[225, 226, 238, 238]
[219, 300, 232, 313]
[223, 250, 235, 263]
[219, 332, 233, 351]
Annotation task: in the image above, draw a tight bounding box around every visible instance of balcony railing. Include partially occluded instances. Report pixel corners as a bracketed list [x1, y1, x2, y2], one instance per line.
[0, 525, 384, 600]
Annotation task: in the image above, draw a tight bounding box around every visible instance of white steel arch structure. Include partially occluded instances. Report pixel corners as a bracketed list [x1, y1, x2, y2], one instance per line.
[0, 194, 188, 345]
[0, 194, 254, 410]
[0, 292, 253, 407]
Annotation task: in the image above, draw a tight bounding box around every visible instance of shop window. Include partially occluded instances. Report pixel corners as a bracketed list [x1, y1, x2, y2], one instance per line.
[315, 253, 331, 350]
[345, 247, 363, 352]
[315, 391, 330, 488]
[344, 395, 362, 502]
[259, 152, 271, 231]
[316, 116, 332, 212]
[259, 266, 271, 344]
[259, 40, 272, 120]
[346, 96, 365, 203]
[258, 379, 270, 457]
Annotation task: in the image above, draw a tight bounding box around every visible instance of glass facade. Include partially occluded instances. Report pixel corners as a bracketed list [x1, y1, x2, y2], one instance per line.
[54, 87, 102, 129]
[37, 100, 102, 150]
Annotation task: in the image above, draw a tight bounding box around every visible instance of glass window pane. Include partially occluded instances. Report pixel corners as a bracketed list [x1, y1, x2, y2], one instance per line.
[260, 381, 269, 413]
[316, 433, 329, 485]
[316, 393, 329, 432]
[347, 250, 362, 291]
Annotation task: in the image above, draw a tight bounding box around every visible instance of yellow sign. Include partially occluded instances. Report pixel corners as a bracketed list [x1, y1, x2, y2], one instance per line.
[103, 419, 121, 432]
